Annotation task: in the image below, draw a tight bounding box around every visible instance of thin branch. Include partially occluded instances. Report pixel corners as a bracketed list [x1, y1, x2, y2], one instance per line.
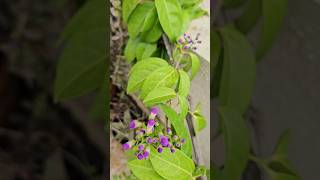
[162, 34, 174, 64]
[127, 94, 166, 125]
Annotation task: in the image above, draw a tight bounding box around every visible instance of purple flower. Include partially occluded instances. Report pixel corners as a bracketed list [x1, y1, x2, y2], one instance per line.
[129, 120, 141, 129]
[170, 148, 176, 153]
[122, 141, 134, 150]
[146, 119, 156, 134]
[137, 153, 144, 160]
[181, 138, 186, 144]
[143, 147, 150, 159]
[148, 119, 156, 127]
[157, 146, 163, 153]
[153, 138, 159, 143]
[150, 107, 159, 118]
[146, 137, 153, 144]
[138, 144, 144, 151]
[183, 45, 189, 50]
[167, 128, 172, 135]
[160, 136, 169, 147]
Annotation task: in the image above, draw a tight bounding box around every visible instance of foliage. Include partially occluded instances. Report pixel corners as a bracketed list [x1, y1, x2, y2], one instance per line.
[213, 0, 300, 179]
[122, 0, 208, 179]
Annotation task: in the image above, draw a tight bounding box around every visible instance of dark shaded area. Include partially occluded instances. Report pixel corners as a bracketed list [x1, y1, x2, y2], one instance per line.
[0, 0, 106, 179]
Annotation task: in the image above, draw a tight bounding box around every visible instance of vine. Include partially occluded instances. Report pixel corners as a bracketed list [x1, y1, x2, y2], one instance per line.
[121, 0, 208, 179]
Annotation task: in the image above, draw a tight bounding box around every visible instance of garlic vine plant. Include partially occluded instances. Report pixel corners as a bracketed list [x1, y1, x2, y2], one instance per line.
[122, 0, 208, 179]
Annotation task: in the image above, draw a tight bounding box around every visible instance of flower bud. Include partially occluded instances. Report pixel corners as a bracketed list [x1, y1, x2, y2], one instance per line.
[137, 153, 144, 160]
[143, 147, 150, 159]
[138, 144, 145, 151]
[175, 142, 181, 148]
[122, 140, 134, 150]
[181, 138, 186, 144]
[170, 148, 176, 153]
[157, 146, 163, 153]
[149, 107, 159, 119]
[129, 120, 141, 129]
[167, 128, 172, 135]
[146, 137, 153, 144]
[173, 135, 179, 141]
[160, 136, 169, 147]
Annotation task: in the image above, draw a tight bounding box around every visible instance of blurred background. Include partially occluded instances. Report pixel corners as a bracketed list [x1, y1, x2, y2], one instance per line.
[213, 0, 320, 179]
[0, 0, 107, 179]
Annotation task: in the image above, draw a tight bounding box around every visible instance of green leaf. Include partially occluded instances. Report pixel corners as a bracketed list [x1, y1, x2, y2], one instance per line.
[180, 0, 200, 6]
[122, 0, 140, 24]
[192, 104, 206, 134]
[235, 0, 262, 34]
[128, 2, 155, 38]
[136, 43, 157, 61]
[214, 107, 250, 180]
[160, 105, 192, 157]
[58, 0, 105, 44]
[150, 147, 195, 179]
[155, 0, 183, 42]
[141, 19, 163, 43]
[128, 159, 164, 180]
[124, 36, 140, 62]
[54, 28, 106, 101]
[142, 6, 158, 32]
[178, 95, 189, 120]
[178, 70, 190, 97]
[219, 26, 256, 114]
[127, 58, 168, 93]
[256, 0, 287, 60]
[267, 130, 300, 178]
[189, 52, 200, 79]
[143, 87, 176, 107]
[192, 165, 207, 178]
[140, 66, 179, 99]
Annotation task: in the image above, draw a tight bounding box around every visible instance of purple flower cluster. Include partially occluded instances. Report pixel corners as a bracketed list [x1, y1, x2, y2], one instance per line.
[177, 33, 202, 51]
[122, 107, 186, 160]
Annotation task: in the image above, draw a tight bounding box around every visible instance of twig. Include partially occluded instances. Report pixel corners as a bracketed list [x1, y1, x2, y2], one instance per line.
[128, 94, 166, 125]
[162, 34, 174, 64]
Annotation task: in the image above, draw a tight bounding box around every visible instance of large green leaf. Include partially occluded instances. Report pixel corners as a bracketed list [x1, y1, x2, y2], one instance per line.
[142, 6, 158, 32]
[143, 87, 176, 107]
[128, 159, 164, 180]
[155, 0, 183, 42]
[124, 36, 140, 62]
[128, 2, 155, 38]
[161, 105, 192, 157]
[141, 19, 163, 43]
[219, 26, 256, 114]
[140, 66, 179, 99]
[235, 0, 262, 34]
[127, 58, 168, 93]
[150, 147, 195, 180]
[136, 43, 157, 61]
[54, 28, 106, 101]
[122, 0, 140, 23]
[214, 107, 250, 180]
[256, 0, 287, 60]
[178, 70, 190, 97]
[58, 0, 105, 43]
